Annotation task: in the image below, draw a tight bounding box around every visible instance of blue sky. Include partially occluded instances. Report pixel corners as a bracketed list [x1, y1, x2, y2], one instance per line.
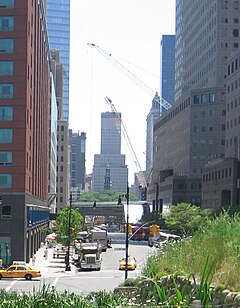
[69, 0, 176, 184]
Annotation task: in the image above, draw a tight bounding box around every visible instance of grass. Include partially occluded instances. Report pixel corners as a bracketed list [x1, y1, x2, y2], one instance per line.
[142, 211, 240, 291]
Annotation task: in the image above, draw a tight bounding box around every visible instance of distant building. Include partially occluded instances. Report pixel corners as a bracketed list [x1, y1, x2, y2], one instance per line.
[50, 50, 69, 211]
[146, 93, 161, 174]
[69, 130, 86, 200]
[92, 112, 128, 192]
[160, 35, 175, 107]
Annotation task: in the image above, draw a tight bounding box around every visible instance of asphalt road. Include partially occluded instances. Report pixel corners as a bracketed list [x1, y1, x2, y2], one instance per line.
[0, 233, 151, 294]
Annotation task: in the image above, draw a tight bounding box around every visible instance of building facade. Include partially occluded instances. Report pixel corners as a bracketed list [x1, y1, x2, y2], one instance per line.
[69, 130, 86, 200]
[46, 0, 70, 120]
[149, 0, 240, 210]
[92, 112, 128, 192]
[50, 50, 69, 211]
[202, 50, 240, 209]
[160, 35, 175, 106]
[0, 0, 50, 263]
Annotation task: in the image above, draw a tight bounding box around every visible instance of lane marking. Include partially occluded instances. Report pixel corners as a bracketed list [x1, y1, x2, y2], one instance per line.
[52, 277, 59, 287]
[6, 280, 17, 292]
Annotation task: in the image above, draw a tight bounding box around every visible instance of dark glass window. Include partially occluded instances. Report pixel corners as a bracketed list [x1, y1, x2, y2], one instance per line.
[0, 106, 13, 120]
[0, 16, 14, 31]
[2, 205, 11, 218]
[0, 61, 13, 76]
[0, 38, 14, 53]
[0, 83, 13, 98]
[0, 151, 12, 165]
[0, 0, 14, 8]
[0, 174, 12, 188]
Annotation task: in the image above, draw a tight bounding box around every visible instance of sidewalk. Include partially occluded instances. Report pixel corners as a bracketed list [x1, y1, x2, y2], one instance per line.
[27, 245, 77, 278]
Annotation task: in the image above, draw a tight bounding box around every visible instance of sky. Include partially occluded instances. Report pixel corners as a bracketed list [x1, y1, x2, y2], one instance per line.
[69, 0, 176, 185]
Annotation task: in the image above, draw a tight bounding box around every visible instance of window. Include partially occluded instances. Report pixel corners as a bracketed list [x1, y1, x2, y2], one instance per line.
[0, 106, 13, 120]
[0, 16, 14, 31]
[0, 83, 13, 98]
[0, 61, 13, 76]
[0, 0, 14, 8]
[233, 29, 239, 37]
[1, 204, 11, 218]
[0, 38, 14, 53]
[0, 151, 12, 165]
[0, 129, 12, 143]
[193, 95, 200, 104]
[209, 93, 216, 102]
[0, 174, 12, 188]
[201, 94, 207, 103]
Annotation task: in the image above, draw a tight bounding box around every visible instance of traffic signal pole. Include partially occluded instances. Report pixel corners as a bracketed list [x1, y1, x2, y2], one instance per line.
[65, 192, 72, 271]
[125, 185, 129, 280]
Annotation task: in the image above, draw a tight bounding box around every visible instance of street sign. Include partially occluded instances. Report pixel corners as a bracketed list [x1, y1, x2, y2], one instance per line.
[114, 247, 126, 251]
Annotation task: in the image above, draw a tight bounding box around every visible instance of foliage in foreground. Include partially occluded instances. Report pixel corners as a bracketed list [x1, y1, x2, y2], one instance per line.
[0, 287, 130, 308]
[142, 211, 240, 291]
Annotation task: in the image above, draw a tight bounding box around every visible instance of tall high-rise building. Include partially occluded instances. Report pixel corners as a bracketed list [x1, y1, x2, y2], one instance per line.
[0, 0, 50, 263]
[175, 0, 239, 102]
[46, 0, 70, 120]
[149, 0, 240, 208]
[146, 93, 161, 174]
[69, 130, 86, 199]
[92, 112, 128, 192]
[50, 50, 69, 210]
[146, 36, 175, 174]
[160, 35, 175, 106]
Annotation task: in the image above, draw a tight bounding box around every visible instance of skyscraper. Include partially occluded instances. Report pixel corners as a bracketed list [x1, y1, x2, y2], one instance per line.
[160, 35, 175, 106]
[69, 130, 86, 195]
[0, 0, 50, 263]
[149, 0, 240, 208]
[46, 0, 70, 120]
[92, 112, 128, 192]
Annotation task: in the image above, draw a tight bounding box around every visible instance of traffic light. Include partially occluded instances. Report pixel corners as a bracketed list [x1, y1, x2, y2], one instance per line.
[125, 223, 132, 233]
[150, 224, 160, 235]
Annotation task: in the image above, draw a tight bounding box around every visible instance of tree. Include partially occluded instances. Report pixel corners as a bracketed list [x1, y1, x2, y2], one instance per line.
[164, 203, 213, 235]
[56, 206, 84, 246]
[79, 191, 138, 202]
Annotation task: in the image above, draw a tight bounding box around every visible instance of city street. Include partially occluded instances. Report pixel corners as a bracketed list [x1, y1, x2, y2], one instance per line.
[0, 233, 151, 294]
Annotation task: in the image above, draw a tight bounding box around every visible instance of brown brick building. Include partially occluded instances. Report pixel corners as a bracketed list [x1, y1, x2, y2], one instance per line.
[0, 1, 50, 263]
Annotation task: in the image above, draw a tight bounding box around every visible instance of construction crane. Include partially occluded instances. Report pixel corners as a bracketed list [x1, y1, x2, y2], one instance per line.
[88, 43, 172, 112]
[104, 96, 147, 200]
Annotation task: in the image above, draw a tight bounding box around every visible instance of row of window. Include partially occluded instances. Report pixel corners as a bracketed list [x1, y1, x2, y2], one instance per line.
[193, 93, 216, 104]
[203, 167, 232, 183]
[193, 125, 223, 132]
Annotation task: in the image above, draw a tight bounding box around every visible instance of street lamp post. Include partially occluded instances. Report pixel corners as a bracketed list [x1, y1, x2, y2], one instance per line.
[65, 192, 72, 271]
[125, 184, 129, 280]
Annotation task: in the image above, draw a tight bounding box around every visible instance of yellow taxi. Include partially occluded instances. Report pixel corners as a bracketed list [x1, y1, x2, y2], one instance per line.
[119, 256, 137, 270]
[0, 265, 41, 280]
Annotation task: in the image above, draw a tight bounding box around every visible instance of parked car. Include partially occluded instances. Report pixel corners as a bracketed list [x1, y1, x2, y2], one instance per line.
[119, 256, 137, 270]
[0, 265, 41, 280]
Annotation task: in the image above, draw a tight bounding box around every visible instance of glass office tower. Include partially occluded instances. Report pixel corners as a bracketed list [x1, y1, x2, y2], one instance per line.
[46, 0, 70, 120]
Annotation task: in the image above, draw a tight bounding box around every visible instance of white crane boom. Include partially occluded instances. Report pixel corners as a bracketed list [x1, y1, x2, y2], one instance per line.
[88, 43, 172, 111]
[104, 96, 147, 189]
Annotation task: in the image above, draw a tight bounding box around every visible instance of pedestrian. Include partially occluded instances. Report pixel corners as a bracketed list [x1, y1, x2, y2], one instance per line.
[44, 247, 48, 260]
[56, 248, 60, 258]
[32, 254, 36, 266]
[53, 247, 56, 259]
